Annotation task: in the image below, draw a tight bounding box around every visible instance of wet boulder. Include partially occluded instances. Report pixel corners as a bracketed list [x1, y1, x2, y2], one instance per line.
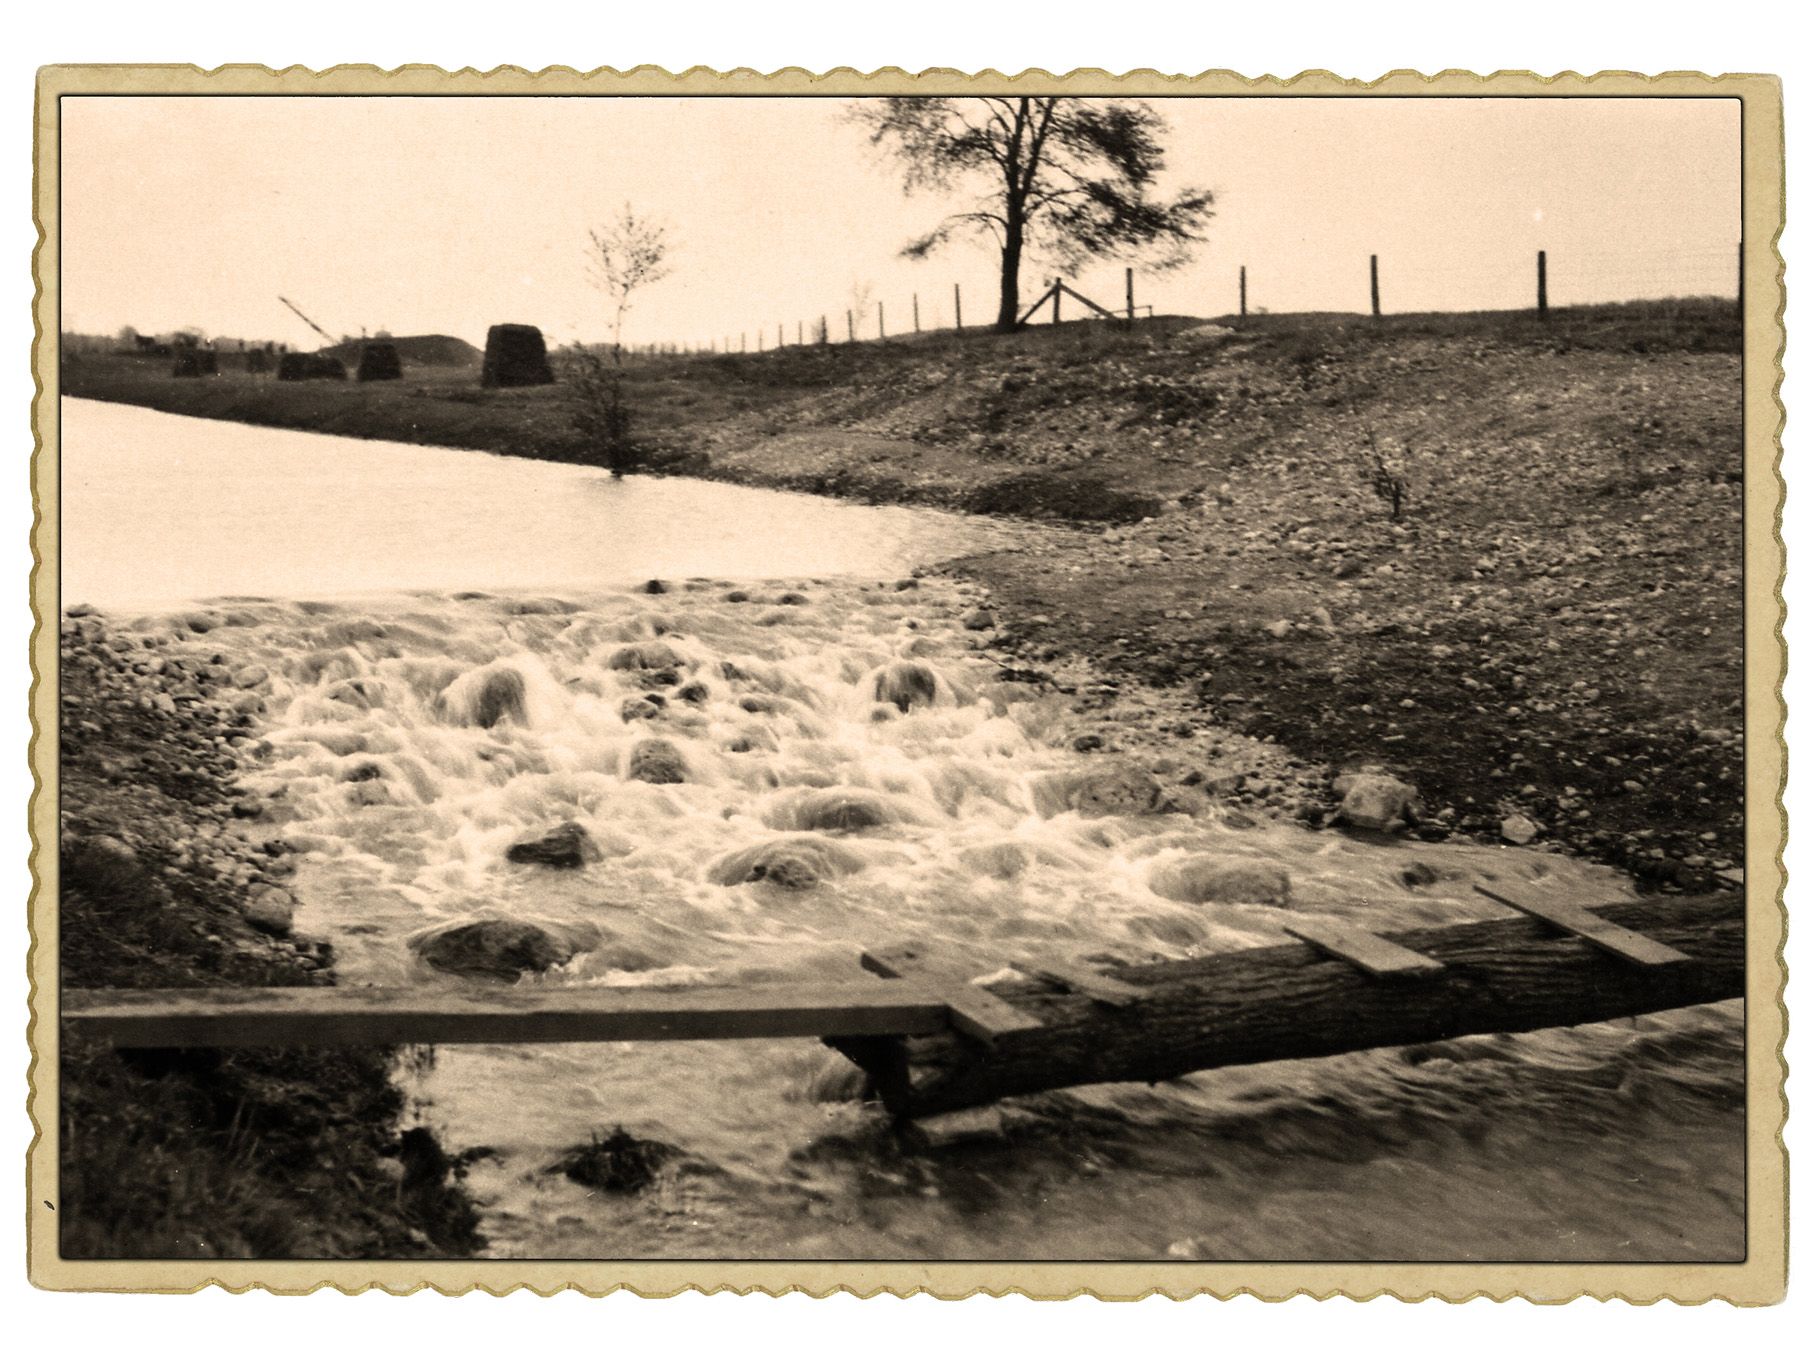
[1328, 770, 1424, 833]
[872, 661, 938, 713]
[1150, 856, 1293, 908]
[438, 664, 528, 728]
[708, 836, 866, 890]
[241, 884, 297, 936]
[608, 641, 680, 672]
[627, 738, 687, 784]
[506, 820, 604, 869]
[1056, 762, 1168, 818]
[413, 918, 601, 980]
[769, 787, 910, 833]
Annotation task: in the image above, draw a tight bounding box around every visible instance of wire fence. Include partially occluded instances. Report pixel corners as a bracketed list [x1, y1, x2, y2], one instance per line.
[625, 243, 1742, 360]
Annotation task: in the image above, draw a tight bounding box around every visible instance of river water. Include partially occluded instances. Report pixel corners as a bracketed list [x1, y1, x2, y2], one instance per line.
[60, 397, 1745, 1262]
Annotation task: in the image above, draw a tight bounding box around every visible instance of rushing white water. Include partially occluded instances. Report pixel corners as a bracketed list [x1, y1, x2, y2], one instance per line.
[61, 398, 1745, 1262]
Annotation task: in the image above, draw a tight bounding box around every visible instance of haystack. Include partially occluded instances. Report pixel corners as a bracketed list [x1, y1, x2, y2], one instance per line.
[481, 324, 554, 388]
[357, 341, 403, 382]
[277, 353, 348, 382]
[171, 350, 218, 378]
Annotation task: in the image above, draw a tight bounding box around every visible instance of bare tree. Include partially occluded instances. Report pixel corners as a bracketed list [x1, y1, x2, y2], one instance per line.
[851, 97, 1214, 332]
[585, 203, 674, 363]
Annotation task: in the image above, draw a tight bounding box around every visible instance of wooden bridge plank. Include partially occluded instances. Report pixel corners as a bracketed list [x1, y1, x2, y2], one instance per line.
[1472, 885, 1693, 967]
[1017, 962, 1147, 1007]
[1280, 916, 1445, 979]
[62, 980, 952, 1049]
[861, 946, 1042, 1045]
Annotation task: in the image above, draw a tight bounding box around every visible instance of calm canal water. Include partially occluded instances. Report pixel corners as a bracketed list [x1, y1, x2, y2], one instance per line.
[59, 397, 1745, 1262]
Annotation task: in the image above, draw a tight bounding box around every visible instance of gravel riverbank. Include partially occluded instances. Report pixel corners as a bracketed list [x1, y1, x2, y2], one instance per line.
[56, 608, 481, 1259]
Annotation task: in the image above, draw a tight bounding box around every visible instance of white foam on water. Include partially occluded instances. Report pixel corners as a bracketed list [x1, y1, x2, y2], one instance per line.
[87, 576, 1744, 1261]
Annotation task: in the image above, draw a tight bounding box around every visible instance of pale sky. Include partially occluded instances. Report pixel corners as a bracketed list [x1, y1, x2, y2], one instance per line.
[60, 95, 1742, 350]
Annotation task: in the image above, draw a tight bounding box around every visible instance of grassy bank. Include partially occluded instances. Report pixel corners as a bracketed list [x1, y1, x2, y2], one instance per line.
[57, 612, 481, 1258]
[62, 299, 1744, 889]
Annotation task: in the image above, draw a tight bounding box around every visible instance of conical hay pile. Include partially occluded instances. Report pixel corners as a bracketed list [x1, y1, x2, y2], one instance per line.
[481, 324, 554, 388]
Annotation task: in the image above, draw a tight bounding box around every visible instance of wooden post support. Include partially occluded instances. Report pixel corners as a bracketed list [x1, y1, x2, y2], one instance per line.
[1126, 267, 1135, 328]
[1058, 282, 1117, 320]
[758, 329, 763, 352]
[847, 309, 854, 343]
[1370, 254, 1381, 318]
[1471, 885, 1692, 967]
[1537, 250, 1549, 319]
[1052, 278, 1062, 325]
[1281, 916, 1442, 979]
[1239, 265, 1247, 317]
[878, 301, 885, 339]
[861, 946, 1041, 1046]
[954, 284, 962, 331]
[914, 292, 920, 333]
[820, 315, 827, 345]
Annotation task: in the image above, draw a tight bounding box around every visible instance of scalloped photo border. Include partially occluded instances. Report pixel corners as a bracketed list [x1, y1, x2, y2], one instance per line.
[25, 62, 1788, 1302]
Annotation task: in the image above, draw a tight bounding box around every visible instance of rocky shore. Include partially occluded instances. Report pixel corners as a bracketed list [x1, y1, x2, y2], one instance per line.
[57, 608, 480, 1259]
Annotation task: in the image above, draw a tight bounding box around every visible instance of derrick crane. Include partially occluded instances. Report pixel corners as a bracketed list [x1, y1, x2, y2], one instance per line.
[277, 295, 336, 347]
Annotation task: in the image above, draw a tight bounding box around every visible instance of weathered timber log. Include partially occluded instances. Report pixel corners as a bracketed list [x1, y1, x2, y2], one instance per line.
[826, 893, 1743, 1120]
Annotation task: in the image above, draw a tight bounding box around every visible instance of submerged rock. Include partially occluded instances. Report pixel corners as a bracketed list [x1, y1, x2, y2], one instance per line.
[506, 821, 604, 869]
[550, 1127, 679, 1193]
[771, 787, 909, 833]
[413, 918, 600, 980]
[1150, 857, 1293, 908]
[608, 641, 680, 671]
[708, 836, 866, 890]
[627, 738, 687, 784]
[440, 664, 528, 728]
[872, 661, 938, 713]
[1064, 762, 1167, 817]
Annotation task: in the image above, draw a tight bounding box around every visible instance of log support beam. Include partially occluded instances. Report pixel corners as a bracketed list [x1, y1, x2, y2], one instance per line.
[827, 894, 1743, 1120]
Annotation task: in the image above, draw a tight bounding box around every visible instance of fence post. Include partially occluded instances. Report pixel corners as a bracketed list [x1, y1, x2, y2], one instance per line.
[1239, 266, 1247, 317]
[1537, 250, 1548, 320]
[741, 332, 747, 353]
[1370, 254, 1381, 318]
[1052, 279, 1062, 325]
[914, 292, 920, 333]
[1126, 267, 1135, 328]
[820, 315, 828, 346]
[954, 284, 963, 331]
[879, 301, 885, 339]
[847, 309, 855, 343]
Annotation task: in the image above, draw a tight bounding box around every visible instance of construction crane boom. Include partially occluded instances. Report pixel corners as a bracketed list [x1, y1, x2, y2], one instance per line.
[278, 296, 335, 346]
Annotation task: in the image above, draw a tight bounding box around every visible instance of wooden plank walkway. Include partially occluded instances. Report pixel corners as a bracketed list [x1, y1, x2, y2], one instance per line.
[61, 979, 953, 1049]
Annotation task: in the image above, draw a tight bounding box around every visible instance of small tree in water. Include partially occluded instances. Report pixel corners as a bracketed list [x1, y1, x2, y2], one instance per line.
[585, 202, 674, 364]
[566, 343, 640, 477]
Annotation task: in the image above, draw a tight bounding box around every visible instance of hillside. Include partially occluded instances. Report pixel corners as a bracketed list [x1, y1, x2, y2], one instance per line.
[319, 333, 483, 367]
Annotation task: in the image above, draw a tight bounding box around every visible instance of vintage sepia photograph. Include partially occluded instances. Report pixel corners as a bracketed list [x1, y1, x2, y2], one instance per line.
[28, 67, 1784, 1299]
